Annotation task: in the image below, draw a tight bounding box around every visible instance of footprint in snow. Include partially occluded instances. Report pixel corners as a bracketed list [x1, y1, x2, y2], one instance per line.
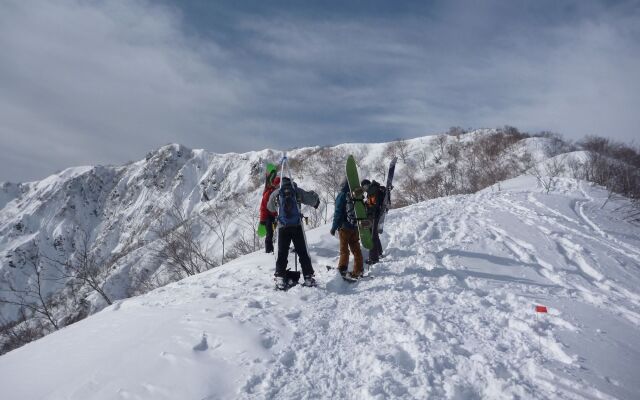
[193, 333, 208, 352]
[285, 310, 301, 320]
[279, 350, 296, 367]
[261, 335, 276, 349]
[246, 300, 263, 309]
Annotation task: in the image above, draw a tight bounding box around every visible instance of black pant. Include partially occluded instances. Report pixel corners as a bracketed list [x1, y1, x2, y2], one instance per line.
[275, 225, 314, 277]
[265, 215, 275, 253]
[369, 216, 383, 262]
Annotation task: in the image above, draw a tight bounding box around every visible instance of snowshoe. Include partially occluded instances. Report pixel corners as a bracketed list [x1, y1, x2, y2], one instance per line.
[343, 272, 362, 282]
[274, 276, 287, 291]
[302, 275, 317, 287]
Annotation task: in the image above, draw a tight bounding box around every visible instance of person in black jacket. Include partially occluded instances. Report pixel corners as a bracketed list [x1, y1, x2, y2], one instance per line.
[267, 177, 320, 289]
[361, 179, 385, 264]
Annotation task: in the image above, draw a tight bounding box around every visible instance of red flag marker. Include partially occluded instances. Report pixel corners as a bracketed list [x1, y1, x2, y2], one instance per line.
[535, 305, 548, 313]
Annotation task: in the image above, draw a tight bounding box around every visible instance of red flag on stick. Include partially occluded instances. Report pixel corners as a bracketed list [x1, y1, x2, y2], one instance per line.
[535, 305, 548, 313]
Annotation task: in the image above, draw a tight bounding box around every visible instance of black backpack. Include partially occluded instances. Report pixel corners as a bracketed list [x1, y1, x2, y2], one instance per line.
[278, 178, 302, 226]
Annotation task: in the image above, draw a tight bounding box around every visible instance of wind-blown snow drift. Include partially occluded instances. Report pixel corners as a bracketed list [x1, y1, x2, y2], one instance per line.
[0, 175, 639, 399]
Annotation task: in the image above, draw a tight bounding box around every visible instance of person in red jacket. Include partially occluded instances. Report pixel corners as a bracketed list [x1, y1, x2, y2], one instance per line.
[259, 176, 280, 253]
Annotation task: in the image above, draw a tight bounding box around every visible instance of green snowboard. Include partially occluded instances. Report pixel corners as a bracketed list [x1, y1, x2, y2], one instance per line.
[346, 155, 373, 250]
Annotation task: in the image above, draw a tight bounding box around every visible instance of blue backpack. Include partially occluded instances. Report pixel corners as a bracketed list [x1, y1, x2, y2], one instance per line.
[278, 179, 302, 226]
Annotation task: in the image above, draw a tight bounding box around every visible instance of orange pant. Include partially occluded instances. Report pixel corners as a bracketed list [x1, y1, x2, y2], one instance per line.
[338, 228, 363, 276]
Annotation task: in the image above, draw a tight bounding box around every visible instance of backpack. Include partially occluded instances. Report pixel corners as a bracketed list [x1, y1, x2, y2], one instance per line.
[278, 179, 302, 226]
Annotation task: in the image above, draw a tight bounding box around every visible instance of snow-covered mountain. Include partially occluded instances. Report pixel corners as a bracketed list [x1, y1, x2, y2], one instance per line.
[1, 129, 542, 339]
[1, 174, 638, 399]
[1, 128, 634, 359]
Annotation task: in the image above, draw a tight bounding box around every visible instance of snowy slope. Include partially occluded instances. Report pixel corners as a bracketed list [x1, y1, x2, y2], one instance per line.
[1, 129, 530, 328]
[1, 175, 638, 399]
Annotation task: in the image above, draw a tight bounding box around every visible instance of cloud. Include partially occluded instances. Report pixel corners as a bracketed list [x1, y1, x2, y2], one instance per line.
[0, 0, 257, 181]
[237, 4, 640, 142]
[1, 0, 638, 181]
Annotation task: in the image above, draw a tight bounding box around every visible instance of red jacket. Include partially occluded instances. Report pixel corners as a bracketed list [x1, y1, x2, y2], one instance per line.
[259, 177, 280, 221]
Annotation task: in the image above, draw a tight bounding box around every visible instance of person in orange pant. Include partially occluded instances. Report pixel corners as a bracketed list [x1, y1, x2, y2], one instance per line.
[330, 180, 363, 280]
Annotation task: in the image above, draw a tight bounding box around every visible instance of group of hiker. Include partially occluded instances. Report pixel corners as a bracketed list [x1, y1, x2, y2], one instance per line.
[331, 179, 386, 280]
[258, 159, 389, 290]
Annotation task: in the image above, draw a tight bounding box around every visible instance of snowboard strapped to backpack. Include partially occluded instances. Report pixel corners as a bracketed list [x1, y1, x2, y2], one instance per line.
[345, 192, 358, 226]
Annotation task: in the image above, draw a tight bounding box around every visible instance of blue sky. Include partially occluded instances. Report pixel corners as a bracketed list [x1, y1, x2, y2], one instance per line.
[1, 0, 639, 182]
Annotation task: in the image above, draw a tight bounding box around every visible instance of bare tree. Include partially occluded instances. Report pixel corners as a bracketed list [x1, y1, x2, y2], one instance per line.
[530, 156, 566, 194]
[417, 148, 431, 170]
[384, 138, 410, 164]
[435, 134, 448, 158]
[62, 229, 113, 305]
[0, 245, 60, 331]
[234, 202, 262, 253]
[309, 147, 346, 223]
[0, 308, 48, 355]
[156, 202, 218, 279]
[372, 155, 388, 182]
[395, 138, 410, 163]
[447, 126, 465, 137]
[201, 201, 238, 265]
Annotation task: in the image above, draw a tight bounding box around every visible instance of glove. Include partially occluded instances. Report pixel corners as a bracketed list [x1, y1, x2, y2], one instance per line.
[314, 198, 320, 209]
[257, 222, 267, 238]
[330, 228, 336, 236]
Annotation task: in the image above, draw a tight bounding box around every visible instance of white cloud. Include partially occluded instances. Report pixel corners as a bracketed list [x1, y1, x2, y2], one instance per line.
[0, 0, 257, 181]
[1, 0, 638, 181]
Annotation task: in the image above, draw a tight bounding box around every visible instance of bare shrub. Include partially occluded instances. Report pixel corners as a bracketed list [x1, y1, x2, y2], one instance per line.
[300, 147, 346, 224]
[372, 155, 389, 182]
[530, 156, 567, 194]
[579, 135, 640, 210]
[59, 229, 114, 305]
[384, 139, 410, 163]
[200, 200, 238, 265]
[155, 202, 218, 279]
[447, 126, 466, 137]
[0, 244, 61, 331]
[0, 310, 48, 355]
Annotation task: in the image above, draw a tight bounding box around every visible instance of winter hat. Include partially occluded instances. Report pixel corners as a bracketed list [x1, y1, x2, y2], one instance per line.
[361, 179, 371, 188]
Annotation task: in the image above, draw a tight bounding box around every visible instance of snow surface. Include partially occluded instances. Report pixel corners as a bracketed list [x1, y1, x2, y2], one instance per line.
[1, 175, 639, 399]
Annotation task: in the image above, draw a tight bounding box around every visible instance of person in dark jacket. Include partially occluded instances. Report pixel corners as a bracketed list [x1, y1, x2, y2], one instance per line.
[361, 179, 385, 264]
[330, 180, 363, 279]
[259, 176, 280, 253]
[267, 177, 320, 289]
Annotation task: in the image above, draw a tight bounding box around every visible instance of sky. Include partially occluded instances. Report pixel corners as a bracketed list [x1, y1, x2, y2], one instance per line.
[1, 0, 639, 182]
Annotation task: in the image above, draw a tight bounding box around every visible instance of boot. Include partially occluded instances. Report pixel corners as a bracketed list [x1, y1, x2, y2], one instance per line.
[346, 271, 361, 281]
[302, 275, 317, 287]
[274, 276, 287, 290]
